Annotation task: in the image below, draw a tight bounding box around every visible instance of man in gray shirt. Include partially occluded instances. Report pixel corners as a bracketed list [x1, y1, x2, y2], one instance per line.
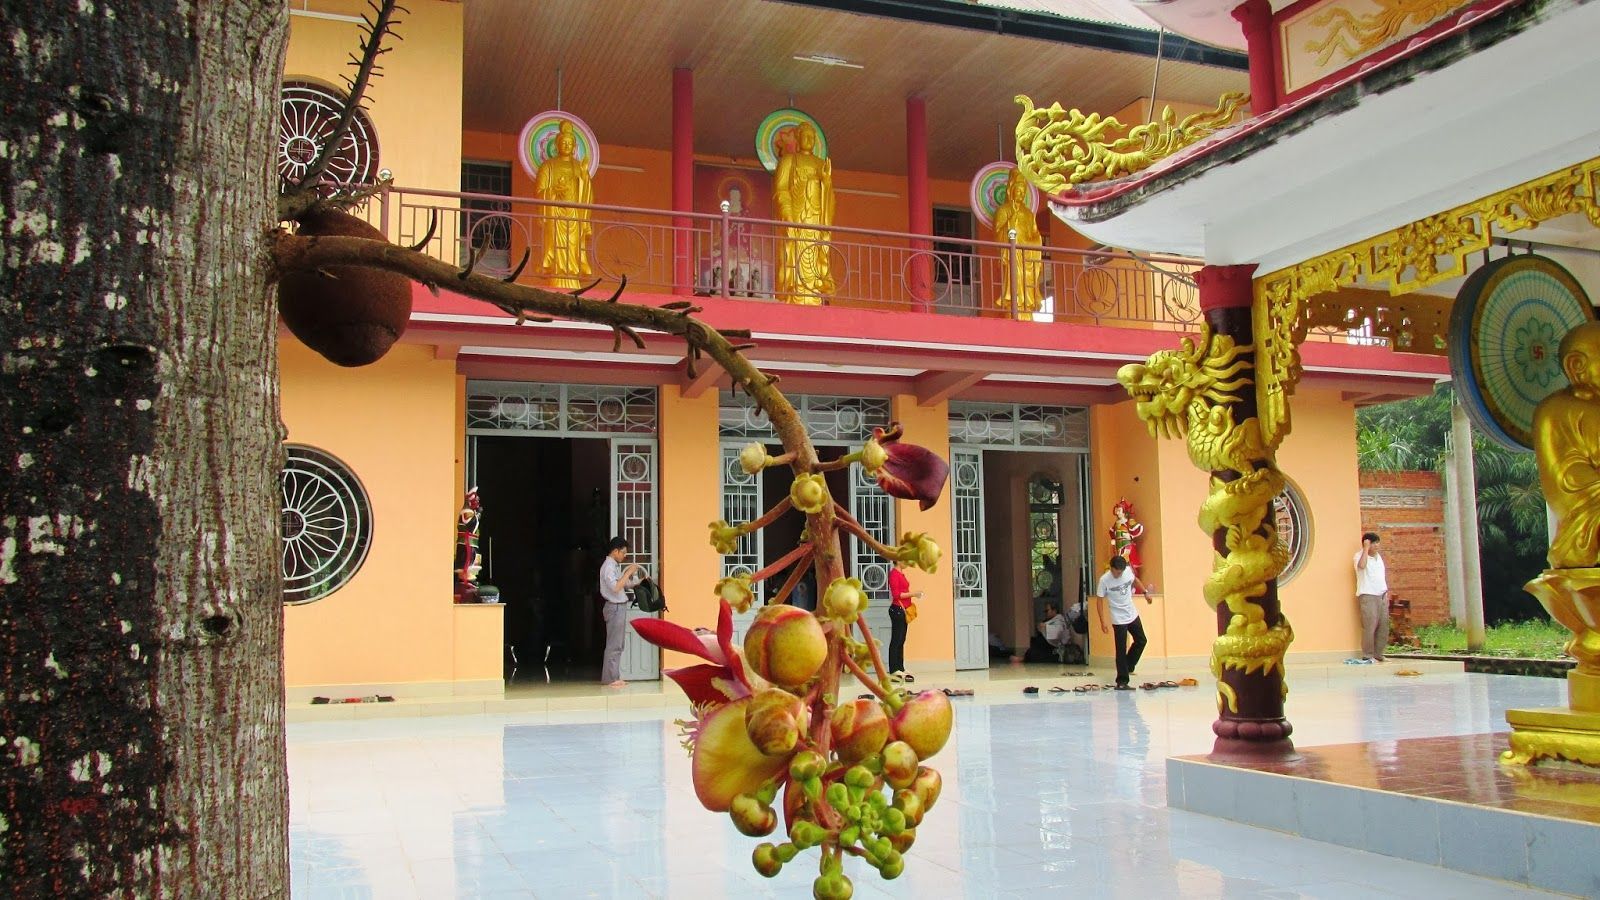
[599, 536, 641, 687]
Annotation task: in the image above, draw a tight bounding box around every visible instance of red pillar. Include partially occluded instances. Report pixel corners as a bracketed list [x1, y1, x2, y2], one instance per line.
[672, 67, 694, 296]
[1231, 0, 1280, 115]
[905, 95, 933, 313]
[1195, 262, 1297, 761]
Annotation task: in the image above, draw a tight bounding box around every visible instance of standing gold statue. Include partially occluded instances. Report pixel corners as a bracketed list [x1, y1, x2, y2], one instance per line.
[994, 171, 1043, 319]
[1505, 319, 1600, 767]
[534, 120, 594, 289]
[773, 123, 835, 305]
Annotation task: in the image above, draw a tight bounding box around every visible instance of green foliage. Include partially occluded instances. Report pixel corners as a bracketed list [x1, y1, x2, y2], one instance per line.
[1356, 384, 1548, 621]
[1402, 620, 1571, 659]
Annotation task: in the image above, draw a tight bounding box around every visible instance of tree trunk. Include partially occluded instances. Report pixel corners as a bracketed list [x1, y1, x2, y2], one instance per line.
[1, 2, 290, 895]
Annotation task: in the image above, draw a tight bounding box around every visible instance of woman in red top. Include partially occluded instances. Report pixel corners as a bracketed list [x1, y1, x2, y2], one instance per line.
[887, 559, 921, 681]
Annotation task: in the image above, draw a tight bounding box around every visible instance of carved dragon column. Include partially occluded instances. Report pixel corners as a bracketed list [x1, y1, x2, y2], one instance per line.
[1118, 264, 1297, 761]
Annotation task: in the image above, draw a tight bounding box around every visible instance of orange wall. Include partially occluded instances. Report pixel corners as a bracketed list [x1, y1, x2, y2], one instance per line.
[892, 396, 956, 665]
[657, 385, 724, 670]
[287, 1, 464, 202]
[281, 340, 463, 687]
[1090, 387, 1365, 661]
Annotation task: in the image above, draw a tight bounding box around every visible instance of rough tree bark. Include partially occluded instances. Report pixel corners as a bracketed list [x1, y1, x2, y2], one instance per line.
[1, 2, 290, 895]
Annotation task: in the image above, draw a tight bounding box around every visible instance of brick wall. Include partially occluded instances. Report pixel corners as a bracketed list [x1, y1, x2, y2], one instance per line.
[1359, 470, 1450, 625]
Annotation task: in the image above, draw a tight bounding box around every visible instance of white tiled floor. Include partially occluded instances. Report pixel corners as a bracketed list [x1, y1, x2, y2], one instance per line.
[289, 672, 1572, 898]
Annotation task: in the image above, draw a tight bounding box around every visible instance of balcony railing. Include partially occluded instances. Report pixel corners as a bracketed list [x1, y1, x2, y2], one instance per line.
[370, 184, 1377, 344]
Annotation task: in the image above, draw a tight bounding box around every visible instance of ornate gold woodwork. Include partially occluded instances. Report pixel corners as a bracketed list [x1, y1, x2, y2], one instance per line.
[1304, 0, 1466, 66]
[1013, 93, 1250, 195]
[1253, 156, 1600, 447]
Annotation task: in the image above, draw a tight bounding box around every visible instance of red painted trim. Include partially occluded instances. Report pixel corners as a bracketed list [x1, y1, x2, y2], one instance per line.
[905, 95, 933, 313]
[406, 282, 1449, 381]
[1045, 0, 1526, 210]
[1197, 264, 1258, 311]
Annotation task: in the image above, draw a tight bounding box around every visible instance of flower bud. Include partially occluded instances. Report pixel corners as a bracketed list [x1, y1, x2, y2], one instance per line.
[744, 688, 805, 756]
[830, 698, 891, 765]
[890, 690, 953, 760]
[738, 442, 770, 475]
[881, 740, 919, 789]
[813, 873, 854, 900]
[897, 531, 942, 574]
[731, 794, 777, 837]
[878, 849, 905, 880]
[752, 842, 783, 878]
[911, 765, 943, 813]
[744, 604, 827, 688]
[715, 574, 756, 614]
[892, 788, 923, 826]
[789, 749, 826, 782]
[821, 577, 867, 624]
[860, 438, 889, 475]
[789, 472, 830, 514]
[708, 520, 741, 554]
[887, 827, 916, 853]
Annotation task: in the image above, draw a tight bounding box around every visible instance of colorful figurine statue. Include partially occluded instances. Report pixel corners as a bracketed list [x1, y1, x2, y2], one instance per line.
[1506, 320, 1600, 766]
[455, 488, 483, 603]
[994, 170, 1043, 319]
[773, 122, 835, 305]
[534, 120, 594, 288]
[1109, 498, 1144, 570]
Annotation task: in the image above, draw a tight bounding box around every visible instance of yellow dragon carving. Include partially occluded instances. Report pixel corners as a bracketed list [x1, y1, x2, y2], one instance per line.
[1116, 328, 1294, 713]
[1014, 93, 1250, 196]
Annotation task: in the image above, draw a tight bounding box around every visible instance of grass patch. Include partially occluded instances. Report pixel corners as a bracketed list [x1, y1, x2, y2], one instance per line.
[1400, 619, 1571, 659]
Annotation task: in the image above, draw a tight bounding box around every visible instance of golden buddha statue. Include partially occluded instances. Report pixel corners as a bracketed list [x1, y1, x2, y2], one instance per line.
[1507, 319, 1600, 766]
[534, 120, 594, 289]
[772, 122, 835, 305]
[1536, 320, 1600, 570]
[994, 170, 1043, 319]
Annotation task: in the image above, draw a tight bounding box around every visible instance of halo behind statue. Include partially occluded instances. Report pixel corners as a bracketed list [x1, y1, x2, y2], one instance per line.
[970, 162, 1038, 231]
[756, 108, 827, 173]
[1449, 254, 1595, 451]
[517, 110, 599, 180]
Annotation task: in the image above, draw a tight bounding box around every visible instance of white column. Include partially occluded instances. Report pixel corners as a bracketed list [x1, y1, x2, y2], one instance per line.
[1451, 399, 1488, 651]
[1442, 448, 1468, 624]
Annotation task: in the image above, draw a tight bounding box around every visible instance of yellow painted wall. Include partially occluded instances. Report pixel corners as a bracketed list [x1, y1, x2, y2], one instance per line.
[1090, 388, 1365, 662]
[281, 340, 465, 688]
[892, 395, 956, 665]
[658, 385, 724, 670]
[287, 1, 464, 213]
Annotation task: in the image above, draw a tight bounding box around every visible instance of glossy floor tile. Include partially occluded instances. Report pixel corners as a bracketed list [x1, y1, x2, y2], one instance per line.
[289, 672, 1574, 898]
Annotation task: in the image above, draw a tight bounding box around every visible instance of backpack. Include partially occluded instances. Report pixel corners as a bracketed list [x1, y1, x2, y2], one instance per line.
[631, 576, 667, 613]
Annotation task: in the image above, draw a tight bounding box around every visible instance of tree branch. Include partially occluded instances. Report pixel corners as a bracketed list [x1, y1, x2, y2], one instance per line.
[278, 0, 403, 219]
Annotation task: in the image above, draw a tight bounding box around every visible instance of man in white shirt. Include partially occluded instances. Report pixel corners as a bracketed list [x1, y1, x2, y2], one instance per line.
[1353, 532, 1389, 664]
[1094, 555, 1155, 690]
[599, 536, 642, 687]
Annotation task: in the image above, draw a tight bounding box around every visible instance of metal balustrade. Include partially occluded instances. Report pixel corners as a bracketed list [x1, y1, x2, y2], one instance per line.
[359, 183, 1379, 344]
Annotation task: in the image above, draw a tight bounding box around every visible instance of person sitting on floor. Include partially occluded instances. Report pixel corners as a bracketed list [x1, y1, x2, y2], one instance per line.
[1013, 603, 1069, 663]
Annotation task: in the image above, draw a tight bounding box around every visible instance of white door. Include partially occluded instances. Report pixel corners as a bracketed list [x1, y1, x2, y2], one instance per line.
[612, 439, 660, 681]
[849, 462, 895, 654]
[721, 442, 765, 644]
[952, 448, 989, 670]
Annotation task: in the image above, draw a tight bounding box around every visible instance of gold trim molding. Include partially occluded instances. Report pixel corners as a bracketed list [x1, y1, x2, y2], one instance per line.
[1253, 155, 1600, 447]
[1013, 93, 1250, 196]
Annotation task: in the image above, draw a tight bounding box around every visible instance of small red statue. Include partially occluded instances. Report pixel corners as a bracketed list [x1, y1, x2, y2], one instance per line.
[1110, 498, 1145, 571]
[454, 488, 483, 602]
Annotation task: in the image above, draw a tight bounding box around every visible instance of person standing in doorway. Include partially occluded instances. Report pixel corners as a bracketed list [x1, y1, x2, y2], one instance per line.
[1354, 532, 1389, 664]
[599, 537, 641, 687]
[888, 559, 922, 682]
[1094, 555, 1154, 690]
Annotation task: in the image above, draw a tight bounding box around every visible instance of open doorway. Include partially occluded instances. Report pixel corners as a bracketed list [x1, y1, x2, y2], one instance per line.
[979, 450, 1088, 665]
[473, 435, 612, 682]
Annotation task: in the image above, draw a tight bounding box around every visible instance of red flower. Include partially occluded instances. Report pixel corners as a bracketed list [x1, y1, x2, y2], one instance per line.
[864, 423, 949, 511]
[632, 600, 765, 708]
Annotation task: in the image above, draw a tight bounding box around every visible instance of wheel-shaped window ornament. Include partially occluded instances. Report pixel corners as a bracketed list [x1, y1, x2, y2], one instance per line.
[1273, 479, 1313, 586]
[278, 80, 381, 195]
[281, 445, 373, 604]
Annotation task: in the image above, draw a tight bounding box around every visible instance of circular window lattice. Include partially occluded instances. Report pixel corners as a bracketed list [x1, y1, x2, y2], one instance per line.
[281, 445, 372, 604]
[1273, 481, 1313, 586]
[278, 80, 381, 194]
